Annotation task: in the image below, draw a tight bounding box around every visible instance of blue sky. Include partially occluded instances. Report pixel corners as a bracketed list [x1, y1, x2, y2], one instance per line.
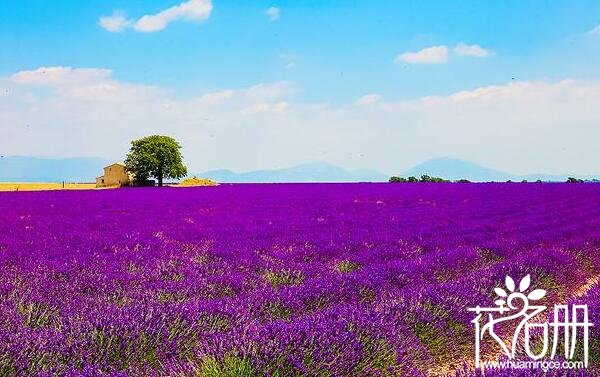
[1, 1, 600, 174]
[3, 0, 600, 100]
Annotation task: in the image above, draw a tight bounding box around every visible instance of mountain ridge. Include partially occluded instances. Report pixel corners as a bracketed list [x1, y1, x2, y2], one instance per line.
[0, 156, 110, 182]
[400, 157, 598, 182]
[199, 162, 388, 183]
[1, 156, 597, 183]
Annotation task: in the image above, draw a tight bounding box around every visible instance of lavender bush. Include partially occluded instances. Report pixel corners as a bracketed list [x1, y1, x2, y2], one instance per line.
[1, 183, 599, 376]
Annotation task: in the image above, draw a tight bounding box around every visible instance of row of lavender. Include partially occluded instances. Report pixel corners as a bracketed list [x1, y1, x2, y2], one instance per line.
[1, 183, 599, 376]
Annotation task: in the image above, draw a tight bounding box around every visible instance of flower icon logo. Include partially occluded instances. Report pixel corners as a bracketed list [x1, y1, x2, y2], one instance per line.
[493, 274, 546, 310]
[469, 274, 592, 369]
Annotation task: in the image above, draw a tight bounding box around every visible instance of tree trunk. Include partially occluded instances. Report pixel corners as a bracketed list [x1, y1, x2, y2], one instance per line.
[158, 175, 163, 187]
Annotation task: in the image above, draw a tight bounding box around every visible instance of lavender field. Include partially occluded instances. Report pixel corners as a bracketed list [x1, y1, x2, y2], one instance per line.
[1, 183, 600, 376]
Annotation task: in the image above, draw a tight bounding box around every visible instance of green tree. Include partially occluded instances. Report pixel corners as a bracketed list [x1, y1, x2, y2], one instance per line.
[566, 177, 584, 183]
[124, 135, 187, 186]
[389, 176, 407, 183]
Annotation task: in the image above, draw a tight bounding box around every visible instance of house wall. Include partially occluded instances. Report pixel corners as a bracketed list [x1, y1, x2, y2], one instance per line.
[96, 165, 130, 187]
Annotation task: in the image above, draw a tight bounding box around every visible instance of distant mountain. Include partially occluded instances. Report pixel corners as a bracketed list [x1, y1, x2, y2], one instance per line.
[0, 156, 110, 182]
[199, 162, 388, 183]
[401, 157, 598, 182]
[402, 157, 518, 182]
[3, 156, 596, 184]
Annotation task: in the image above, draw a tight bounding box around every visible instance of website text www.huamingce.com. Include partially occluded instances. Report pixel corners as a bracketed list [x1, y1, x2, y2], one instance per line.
[482, 359, 585, 371]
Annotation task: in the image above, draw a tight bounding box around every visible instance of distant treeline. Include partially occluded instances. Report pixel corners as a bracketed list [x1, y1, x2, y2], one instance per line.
[389, 175, 592, 184]
[389, 175, 457, 183]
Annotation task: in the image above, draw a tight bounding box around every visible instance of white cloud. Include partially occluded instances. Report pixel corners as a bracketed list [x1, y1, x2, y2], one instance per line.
[11, 67, 112, 86]
[99, 12, 132, 32]
[454, 42, 493, 58]
[197, 90, 234, 105]
[99, 0, 213, 33]
[243, 81, 297, 100]
[266, 7, 280, 21]
[4, 68, 600, 176]
[242, 101, 289, 114]
[62, 82, 159, 102]
[396, 43, 491, 64]
[279, 53, 299, 70]
[10, 66, 158, 102]
[396, 46, 448, 64]
[195, 82, 294, 107]
[589, 24, 600, 36]
[355, 94, 381, 106]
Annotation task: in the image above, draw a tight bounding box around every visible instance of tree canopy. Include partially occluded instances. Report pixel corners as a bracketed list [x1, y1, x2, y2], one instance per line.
[388, 175, 450, 183]
[124, 135, 187, 186]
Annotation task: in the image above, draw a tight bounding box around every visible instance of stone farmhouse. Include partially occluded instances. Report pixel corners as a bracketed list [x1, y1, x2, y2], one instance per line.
[96, 163, 131, 188]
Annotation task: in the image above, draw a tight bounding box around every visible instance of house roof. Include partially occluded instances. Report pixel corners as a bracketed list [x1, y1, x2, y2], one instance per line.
[104, 162, 125, 168]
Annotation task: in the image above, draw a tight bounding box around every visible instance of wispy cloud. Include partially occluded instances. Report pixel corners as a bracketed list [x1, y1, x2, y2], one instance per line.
[11, 67, 112, 86]
[10, 66, 159, 102]
[242, 101, 289, 115]
[134, 0, 213, 32]
[5, 67, 600, 175]
[454, 42, 493, 58]
[589, 24, 600, 36]
[279, 53, 299, 70]
[197, 90, 235, 106]
[396, 46, 448, 64]
[355, 94, 381, 106]
[266, 7, 281, 21]
[396, 43, 492, 64]
[99, 0, 213, 33]
[99, 11, 131, 33]
[243, 81, 298, 101]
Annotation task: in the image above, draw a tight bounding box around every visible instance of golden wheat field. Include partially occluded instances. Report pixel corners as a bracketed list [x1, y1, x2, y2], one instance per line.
[0, 180, 217, 192]
[0, 183, 98, 192]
